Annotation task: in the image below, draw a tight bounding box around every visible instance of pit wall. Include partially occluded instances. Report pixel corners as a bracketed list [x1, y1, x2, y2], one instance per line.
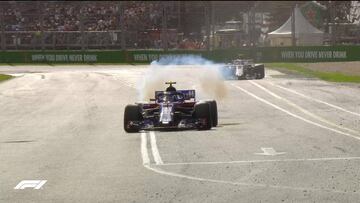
[1, 46, 359, 64]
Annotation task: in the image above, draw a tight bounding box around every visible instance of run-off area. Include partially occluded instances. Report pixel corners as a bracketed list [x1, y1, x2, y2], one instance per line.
[137, 67, 360, 197]
[0, 65, 360, 202]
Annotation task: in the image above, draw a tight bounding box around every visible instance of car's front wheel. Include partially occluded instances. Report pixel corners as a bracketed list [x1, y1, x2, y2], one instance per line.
[194, 102, 212, 130]
[204, 100, 218, 127]
[124, 104, 142, 133]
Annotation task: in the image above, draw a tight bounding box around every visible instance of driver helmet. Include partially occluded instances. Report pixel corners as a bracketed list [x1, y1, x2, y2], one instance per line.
[166, 84, 177, 92]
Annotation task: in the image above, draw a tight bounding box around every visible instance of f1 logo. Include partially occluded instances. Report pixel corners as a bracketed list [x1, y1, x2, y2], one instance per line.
[14, 180, 47, 190]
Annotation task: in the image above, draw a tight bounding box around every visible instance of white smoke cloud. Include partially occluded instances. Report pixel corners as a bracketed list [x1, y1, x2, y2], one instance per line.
[137, 55, 229, 101]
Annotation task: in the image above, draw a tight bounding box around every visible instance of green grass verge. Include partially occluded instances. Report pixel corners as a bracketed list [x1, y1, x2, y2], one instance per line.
[0, 74, 13, 82]
[265, 63, 360, 83]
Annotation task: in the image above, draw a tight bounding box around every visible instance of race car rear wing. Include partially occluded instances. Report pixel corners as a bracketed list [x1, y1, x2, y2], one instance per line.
[155, 90, 195, 100]
[179, 90, 195, 100]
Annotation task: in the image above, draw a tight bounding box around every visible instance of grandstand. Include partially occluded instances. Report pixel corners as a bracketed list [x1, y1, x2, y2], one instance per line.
[1, 1, 263, 50]
[1, 1, 180, 50]
[1, 1, 359, 51]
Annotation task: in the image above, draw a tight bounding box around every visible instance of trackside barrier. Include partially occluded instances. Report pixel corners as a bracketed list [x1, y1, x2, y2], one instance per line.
[1, 46, 360, 64]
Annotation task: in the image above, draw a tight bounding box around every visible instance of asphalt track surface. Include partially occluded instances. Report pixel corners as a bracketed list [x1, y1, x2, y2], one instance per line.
[0, 65, 360, 202]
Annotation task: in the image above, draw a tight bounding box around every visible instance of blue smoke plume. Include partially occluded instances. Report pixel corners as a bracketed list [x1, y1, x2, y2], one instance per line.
[137, 54, 228, 101]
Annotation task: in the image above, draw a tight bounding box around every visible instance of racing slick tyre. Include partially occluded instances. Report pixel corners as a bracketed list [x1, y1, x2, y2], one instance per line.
[243, 66, 256, 80]
[194, 102, 212, 130]
[205, 100, 218, 127]
[124, 104, 142, 133]
[254, 64, 265, 79]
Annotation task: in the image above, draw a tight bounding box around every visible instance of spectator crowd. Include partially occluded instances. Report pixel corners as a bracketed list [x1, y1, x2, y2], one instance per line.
[1, 1, 207, 50]
[3, 1, 169, 32]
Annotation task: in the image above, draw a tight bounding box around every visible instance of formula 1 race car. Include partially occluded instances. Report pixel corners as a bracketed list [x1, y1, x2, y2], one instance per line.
[222, 59, 265, 80]
[124, 82, 217, 133]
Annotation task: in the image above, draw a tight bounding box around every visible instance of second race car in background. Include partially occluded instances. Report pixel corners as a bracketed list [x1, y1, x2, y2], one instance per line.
[222, 59, 265, 80]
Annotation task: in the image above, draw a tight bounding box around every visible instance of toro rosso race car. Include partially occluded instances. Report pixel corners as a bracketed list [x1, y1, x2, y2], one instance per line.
[124, 82, 217, 132]
[222, 59, 265, 80]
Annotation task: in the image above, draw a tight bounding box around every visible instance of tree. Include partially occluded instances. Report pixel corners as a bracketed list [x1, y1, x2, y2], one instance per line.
[258, 1, 305, 32]
[318, 1, 360, 44]
[319, 1, 360, 24]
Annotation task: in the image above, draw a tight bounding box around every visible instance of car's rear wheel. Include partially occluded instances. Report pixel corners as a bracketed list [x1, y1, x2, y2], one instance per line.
[237, 75, 245, 80]
[124, 104, 142, 133]
[254, 64, 265, 79]
[194, 102, 212, 130]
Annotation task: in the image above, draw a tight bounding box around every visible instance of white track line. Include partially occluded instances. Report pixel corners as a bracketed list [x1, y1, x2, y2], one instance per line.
[250, 80, 282, 99]
[141, 133, 357, 194]
[141, 132, 150, 165]
[249, 80, 359, 135]
[232, 84, 360, 141]
[268, 81, 360, 117]
[149, 131, 164, 165]
[144, 161, 356, 194]
[158, 156, 360, 166]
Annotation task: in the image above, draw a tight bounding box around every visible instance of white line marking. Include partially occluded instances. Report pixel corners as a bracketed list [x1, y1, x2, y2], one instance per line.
[140, 132, 356, 194]
[7, 73, 25, 77]
[158, 156, 360, 166]
[254, 147, 286, 156]
[144, 164, 269, 189]
[149, 131, 164, 165]
[232, 84, 360, 141]
[268, 81, 360, 117]
[250, 81, 282, 99]
[249, 80, 359, 135]
[141, 132, 150, 165]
